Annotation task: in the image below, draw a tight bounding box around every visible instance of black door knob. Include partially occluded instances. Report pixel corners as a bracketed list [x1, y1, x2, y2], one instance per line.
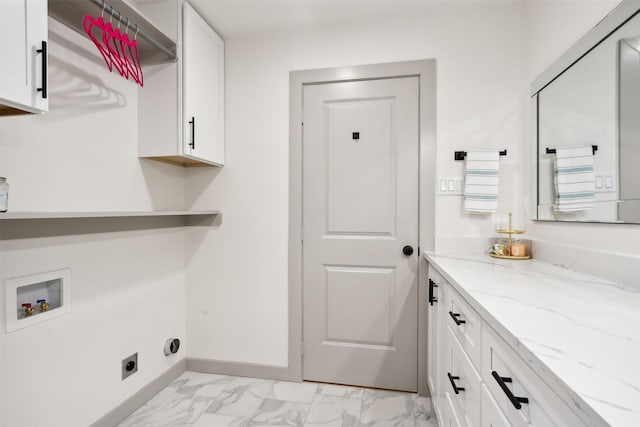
[402, 245, 414, 256]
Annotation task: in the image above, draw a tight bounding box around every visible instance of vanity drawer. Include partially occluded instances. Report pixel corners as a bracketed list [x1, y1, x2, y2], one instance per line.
[441, 389, 464, 427]
[446, 285, 482, 369]
[481, 325, 586, 427]
[480, 384, 510, 427]
[443, 325, 482, 427]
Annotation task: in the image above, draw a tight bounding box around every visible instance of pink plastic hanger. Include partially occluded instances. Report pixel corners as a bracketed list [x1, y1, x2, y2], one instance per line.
[129, 27, 144, 86]
[103, 12, 127, 77]
[83, 4, 112, 71]
[120, 22, 142, 85]
[83, 4, 145, 87]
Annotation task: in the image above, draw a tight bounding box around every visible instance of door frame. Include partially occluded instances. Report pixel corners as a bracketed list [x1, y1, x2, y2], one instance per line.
[288, 60, 436, 395]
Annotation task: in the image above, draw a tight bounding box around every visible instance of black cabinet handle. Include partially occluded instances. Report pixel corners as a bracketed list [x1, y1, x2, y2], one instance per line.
[447, 372, 465, 394]
[428, 278, 438, 306]
[189, 117, 195, 149]
[449, 311, 466, 325]
[36, 41, 47, 99]
[491, 371, 529, 409]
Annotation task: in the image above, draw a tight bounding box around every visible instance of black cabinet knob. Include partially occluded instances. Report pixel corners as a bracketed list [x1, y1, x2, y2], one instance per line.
[402, 245, 414, 256]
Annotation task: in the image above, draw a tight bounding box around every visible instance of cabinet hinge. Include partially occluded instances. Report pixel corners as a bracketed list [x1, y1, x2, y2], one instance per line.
[301, 226, 304, 242]
[301, 341, 304, 357]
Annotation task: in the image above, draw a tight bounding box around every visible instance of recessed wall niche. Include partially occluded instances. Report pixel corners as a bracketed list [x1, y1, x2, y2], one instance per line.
[5, 269, 72, 332]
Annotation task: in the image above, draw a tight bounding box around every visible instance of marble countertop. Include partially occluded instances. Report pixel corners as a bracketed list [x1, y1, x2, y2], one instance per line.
[424, 252, 640, 427]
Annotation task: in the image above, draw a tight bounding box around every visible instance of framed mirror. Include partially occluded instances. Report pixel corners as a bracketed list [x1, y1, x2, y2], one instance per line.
[532, 1, 640, 223]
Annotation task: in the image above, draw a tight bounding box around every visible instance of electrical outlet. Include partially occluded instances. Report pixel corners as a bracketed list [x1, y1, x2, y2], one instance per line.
[122, 353, 138, 380]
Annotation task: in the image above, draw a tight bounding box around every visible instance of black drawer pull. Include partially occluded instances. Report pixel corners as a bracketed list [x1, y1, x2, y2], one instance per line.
[428, 278, 438, 305]
[492, 371, 529, 409]
[449, 311, 466, 325]
[36, 41, 47, 99]
[447, 372, 465, 394]
[189, 116, 195, 149]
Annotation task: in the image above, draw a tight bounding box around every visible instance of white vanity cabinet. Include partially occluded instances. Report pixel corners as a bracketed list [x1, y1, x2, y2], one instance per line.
[138, 1, 224, 166]
[427, 262, 587, 427]
[0, 0, 48, 115]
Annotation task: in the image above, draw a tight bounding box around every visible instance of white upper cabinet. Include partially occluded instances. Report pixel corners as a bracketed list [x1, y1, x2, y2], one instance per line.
[182, 2, 224, 165]
[0, 0, 49, 115]
[138, 1, 224, 167]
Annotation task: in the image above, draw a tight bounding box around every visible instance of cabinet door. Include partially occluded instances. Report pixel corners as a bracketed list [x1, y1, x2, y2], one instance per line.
[427, 266, 442, 417]
[0, 0, 48, 114]
[436, 279, 452, 425]
[182, 2, 224, 165]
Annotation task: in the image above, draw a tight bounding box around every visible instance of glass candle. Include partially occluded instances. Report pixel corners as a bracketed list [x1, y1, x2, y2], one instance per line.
[509, 239, 526, 257]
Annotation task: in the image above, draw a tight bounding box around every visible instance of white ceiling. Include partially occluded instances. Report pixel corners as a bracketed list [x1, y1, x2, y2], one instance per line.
[186, 0, 510, 39]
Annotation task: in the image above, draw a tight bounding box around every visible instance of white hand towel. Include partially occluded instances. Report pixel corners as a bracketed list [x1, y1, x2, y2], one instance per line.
[463, 151, 500, 214]
[554, 145, 595, 212]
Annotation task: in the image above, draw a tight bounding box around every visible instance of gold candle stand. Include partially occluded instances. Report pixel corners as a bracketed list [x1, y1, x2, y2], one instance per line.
[491, 212, 531, 260]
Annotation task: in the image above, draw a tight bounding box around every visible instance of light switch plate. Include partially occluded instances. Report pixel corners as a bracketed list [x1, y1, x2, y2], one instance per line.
[594, 172, 616, 193]
[595, 175, 603, 189]
[437, 176, 463, 195]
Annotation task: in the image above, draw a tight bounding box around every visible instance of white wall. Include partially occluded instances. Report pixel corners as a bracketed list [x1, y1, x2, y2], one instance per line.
[524, 0, 640, 256]
[186, 2, 526, 367]
[0, 229, 186, 427]
[0, 19, 187, 426]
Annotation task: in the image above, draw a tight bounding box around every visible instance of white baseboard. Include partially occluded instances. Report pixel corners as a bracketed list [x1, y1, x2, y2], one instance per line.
[90, 359, 187, 427]
[187, 358, 298, 382]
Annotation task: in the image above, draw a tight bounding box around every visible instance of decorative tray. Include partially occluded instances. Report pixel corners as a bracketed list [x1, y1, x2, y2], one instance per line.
[490, 253, 531, 260]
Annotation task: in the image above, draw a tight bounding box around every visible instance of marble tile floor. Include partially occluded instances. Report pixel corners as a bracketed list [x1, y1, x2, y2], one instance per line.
[117, 371, 437, 427]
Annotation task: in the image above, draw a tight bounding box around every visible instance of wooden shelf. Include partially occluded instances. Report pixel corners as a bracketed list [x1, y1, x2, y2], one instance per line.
[0, 210, 218, 220]
[0, 211, 221, 239]
[48, 0, 177, 65]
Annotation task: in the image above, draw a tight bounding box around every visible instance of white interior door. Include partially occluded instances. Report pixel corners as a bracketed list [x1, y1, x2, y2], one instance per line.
[302, 77, 419, 391]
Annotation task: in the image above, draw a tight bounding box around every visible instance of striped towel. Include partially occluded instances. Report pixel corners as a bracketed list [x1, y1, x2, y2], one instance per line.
[463, 151, 500, 213]
[554, 145, 595, 212]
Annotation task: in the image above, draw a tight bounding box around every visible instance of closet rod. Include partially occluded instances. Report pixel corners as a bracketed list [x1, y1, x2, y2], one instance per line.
[89, 0, 177, 61]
